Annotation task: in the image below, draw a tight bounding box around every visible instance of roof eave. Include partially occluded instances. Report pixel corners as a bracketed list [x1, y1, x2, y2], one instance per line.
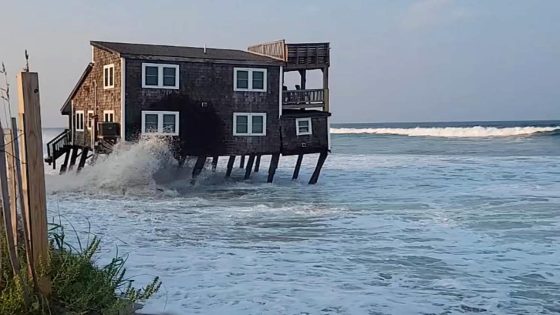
[60, 63, 94, 114]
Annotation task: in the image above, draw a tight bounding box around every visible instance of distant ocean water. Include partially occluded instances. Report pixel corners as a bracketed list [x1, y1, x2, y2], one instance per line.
[44, 120, 560, 314]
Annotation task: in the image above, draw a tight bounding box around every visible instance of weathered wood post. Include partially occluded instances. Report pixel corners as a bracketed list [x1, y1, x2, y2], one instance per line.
[244, 154, 255, 180]
[267, 153, 280, 183]
[17, 71, 51, 295]
[4, 128, 19, 246]
[309, 151, 328, 185]
[211, 156, 219, 172]
[239, 155, 245, 168]
[225, 156, 235, 177]
[292, 153, 304, 180]
[0, 126, 21, 276]
[254, 155, 261, 172]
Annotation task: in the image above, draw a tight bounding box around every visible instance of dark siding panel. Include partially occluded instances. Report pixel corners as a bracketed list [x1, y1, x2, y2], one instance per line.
[280, 114, 329, 155]
[125, 59, 281, 156]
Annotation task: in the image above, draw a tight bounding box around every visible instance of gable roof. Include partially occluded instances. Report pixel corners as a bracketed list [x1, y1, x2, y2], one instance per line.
[60, 63, 93, 114]
[90, 41, 282, 64]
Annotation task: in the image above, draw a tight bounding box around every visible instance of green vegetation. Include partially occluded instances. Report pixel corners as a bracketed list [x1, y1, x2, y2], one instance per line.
[0, 223, 161, 314]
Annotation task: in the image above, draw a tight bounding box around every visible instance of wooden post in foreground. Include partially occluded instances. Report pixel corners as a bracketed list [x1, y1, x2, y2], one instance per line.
[17, 71, 51, 295]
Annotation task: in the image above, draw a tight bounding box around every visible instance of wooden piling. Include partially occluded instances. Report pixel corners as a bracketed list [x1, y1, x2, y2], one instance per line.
[59, 148, 71, 174]
[192, 155, 206, 178]
[211, 156, 219, 172]
[10, 118, 24, 248]
[239, 155, 245, 168]
[77, 147, 90, 172]
[244, 155, 255, 180]
[4, 129, 19, 246]
[68, 146, 79, 170]
[17, 71, 51, 295]
[254, 155, 261, 172]
[267, 153, 280, 183]
[225, 156, 235, 177]
[292, 153, 304, 180]
[309, 151, 328, 184]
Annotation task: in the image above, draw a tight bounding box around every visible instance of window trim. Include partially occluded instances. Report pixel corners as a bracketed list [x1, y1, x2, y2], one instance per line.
[233, 68, 267, 92]
[296, 118, 313, 136]
[103, 64, 115, 89]
[103, 110, 115, 122]
[75, 110, 85, 132]
[141, 110, 180, 136]
[87, 110, 94, 130]
[233, 112, 267, 136]
[141, 63, 179, 89]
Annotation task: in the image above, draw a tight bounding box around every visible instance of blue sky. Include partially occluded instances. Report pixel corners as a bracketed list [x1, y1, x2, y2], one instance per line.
[1, 0, 559, 126]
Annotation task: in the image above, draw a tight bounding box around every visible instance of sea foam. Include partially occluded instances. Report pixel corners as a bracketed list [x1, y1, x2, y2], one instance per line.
[330, 126, 560, 138]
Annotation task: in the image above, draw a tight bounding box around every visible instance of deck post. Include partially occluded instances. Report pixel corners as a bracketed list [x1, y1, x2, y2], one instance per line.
[254, 154, 261, 172]
[59, 148, 71, 174]
[211, 156, 219, 172]
[299, 69, 307, 89]
[239, 155, 245, 168]
[244, 154, 255, 180]
[292, 153, 304, 180]
[192, 155, 207, 179]
[267, 153, 280, 183]
[309, 151, 328, 184]
[225, 155, 235, 177]
[77, 147, 90, 172]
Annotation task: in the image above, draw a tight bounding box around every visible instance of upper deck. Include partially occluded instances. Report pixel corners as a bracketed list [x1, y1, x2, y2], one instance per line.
[248, 40, 330, 71]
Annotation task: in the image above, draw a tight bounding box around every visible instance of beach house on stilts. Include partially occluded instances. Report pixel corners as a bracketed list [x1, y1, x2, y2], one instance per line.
[45, 40, 331, 183]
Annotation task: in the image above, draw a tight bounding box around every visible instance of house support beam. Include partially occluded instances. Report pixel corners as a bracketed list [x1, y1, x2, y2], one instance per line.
[309, 151, 328, 185]
[292, 153, 304, 180]
[192, 155, 207, 179]
[77, 147, 90, 172]
[244, 155, 255, 180]
[68, 146, 79, 171]
[299, 70, 306, 89]
[267, 153, 280, 183]
[225, 156, 235, 178]
[239, 155, 245, 168]
[211, 156, 219, 172]
[254, 155, 261, 172]
[59, 148, 71, 174]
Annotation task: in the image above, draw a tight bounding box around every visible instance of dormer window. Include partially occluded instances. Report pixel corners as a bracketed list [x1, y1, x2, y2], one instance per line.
[142, 63, 179, 89]
[103, 64, 114, 89]
[234, 68, 267, 92]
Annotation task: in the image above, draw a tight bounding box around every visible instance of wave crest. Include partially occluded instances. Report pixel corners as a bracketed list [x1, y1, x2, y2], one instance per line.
[330, 126, 560, 138]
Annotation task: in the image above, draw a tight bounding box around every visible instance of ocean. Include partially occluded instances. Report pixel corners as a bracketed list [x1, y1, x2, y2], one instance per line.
[44, 120, 560, 315]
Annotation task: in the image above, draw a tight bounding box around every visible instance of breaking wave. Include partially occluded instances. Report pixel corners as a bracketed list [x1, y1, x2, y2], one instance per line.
[47, 137, 180, 194]
[330, 126, 560, 138]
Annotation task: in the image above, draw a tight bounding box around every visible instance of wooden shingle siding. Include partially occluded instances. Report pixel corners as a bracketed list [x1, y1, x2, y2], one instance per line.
[71, 47, 121, 147]
[124, 58, 281, 157]
[280, 113, 330, 155]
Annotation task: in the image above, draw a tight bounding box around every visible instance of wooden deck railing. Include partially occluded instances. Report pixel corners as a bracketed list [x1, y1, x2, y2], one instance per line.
[248, 40, 287, 61]
[286, 43, 330, 69]
[45, 129, 70, 164]
[283, 89, 325, 108]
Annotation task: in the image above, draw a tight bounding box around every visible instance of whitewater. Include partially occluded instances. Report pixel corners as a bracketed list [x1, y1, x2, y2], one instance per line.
[44, 121, 560, 315]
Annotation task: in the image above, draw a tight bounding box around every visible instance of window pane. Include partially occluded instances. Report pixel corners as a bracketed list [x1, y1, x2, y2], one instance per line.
[236, 70, 249, 89]
[163, 67, 176, 87]
[145, 66, 159, 86]
[252, 71, 264, 90]
[252, 115, 264, 134]
[145, 114, 159, 132]
[104, 68, 109, 87]
[298, 120, 309, 132]
[109, 67, 114, 86]
[163, 114, 176, 133]
[236, 115, 248, 134]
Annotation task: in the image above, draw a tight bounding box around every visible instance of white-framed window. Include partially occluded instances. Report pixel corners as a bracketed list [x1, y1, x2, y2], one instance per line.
[296, 118, 312, 136]
[142, 63, 179, 89]
[233, 113, 266, 136]
[234, 68, 267, 92]
[141, 111, 179, 135]
[103, 110, 115, 122]
[75, 110, 85, 131]
[103, 64, 114, 89]
[87, 110, 94, 130]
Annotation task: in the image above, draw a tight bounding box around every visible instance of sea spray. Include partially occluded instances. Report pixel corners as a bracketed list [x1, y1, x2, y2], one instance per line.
[330, 126, 560, 137]
[47, 136, 177, 194]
